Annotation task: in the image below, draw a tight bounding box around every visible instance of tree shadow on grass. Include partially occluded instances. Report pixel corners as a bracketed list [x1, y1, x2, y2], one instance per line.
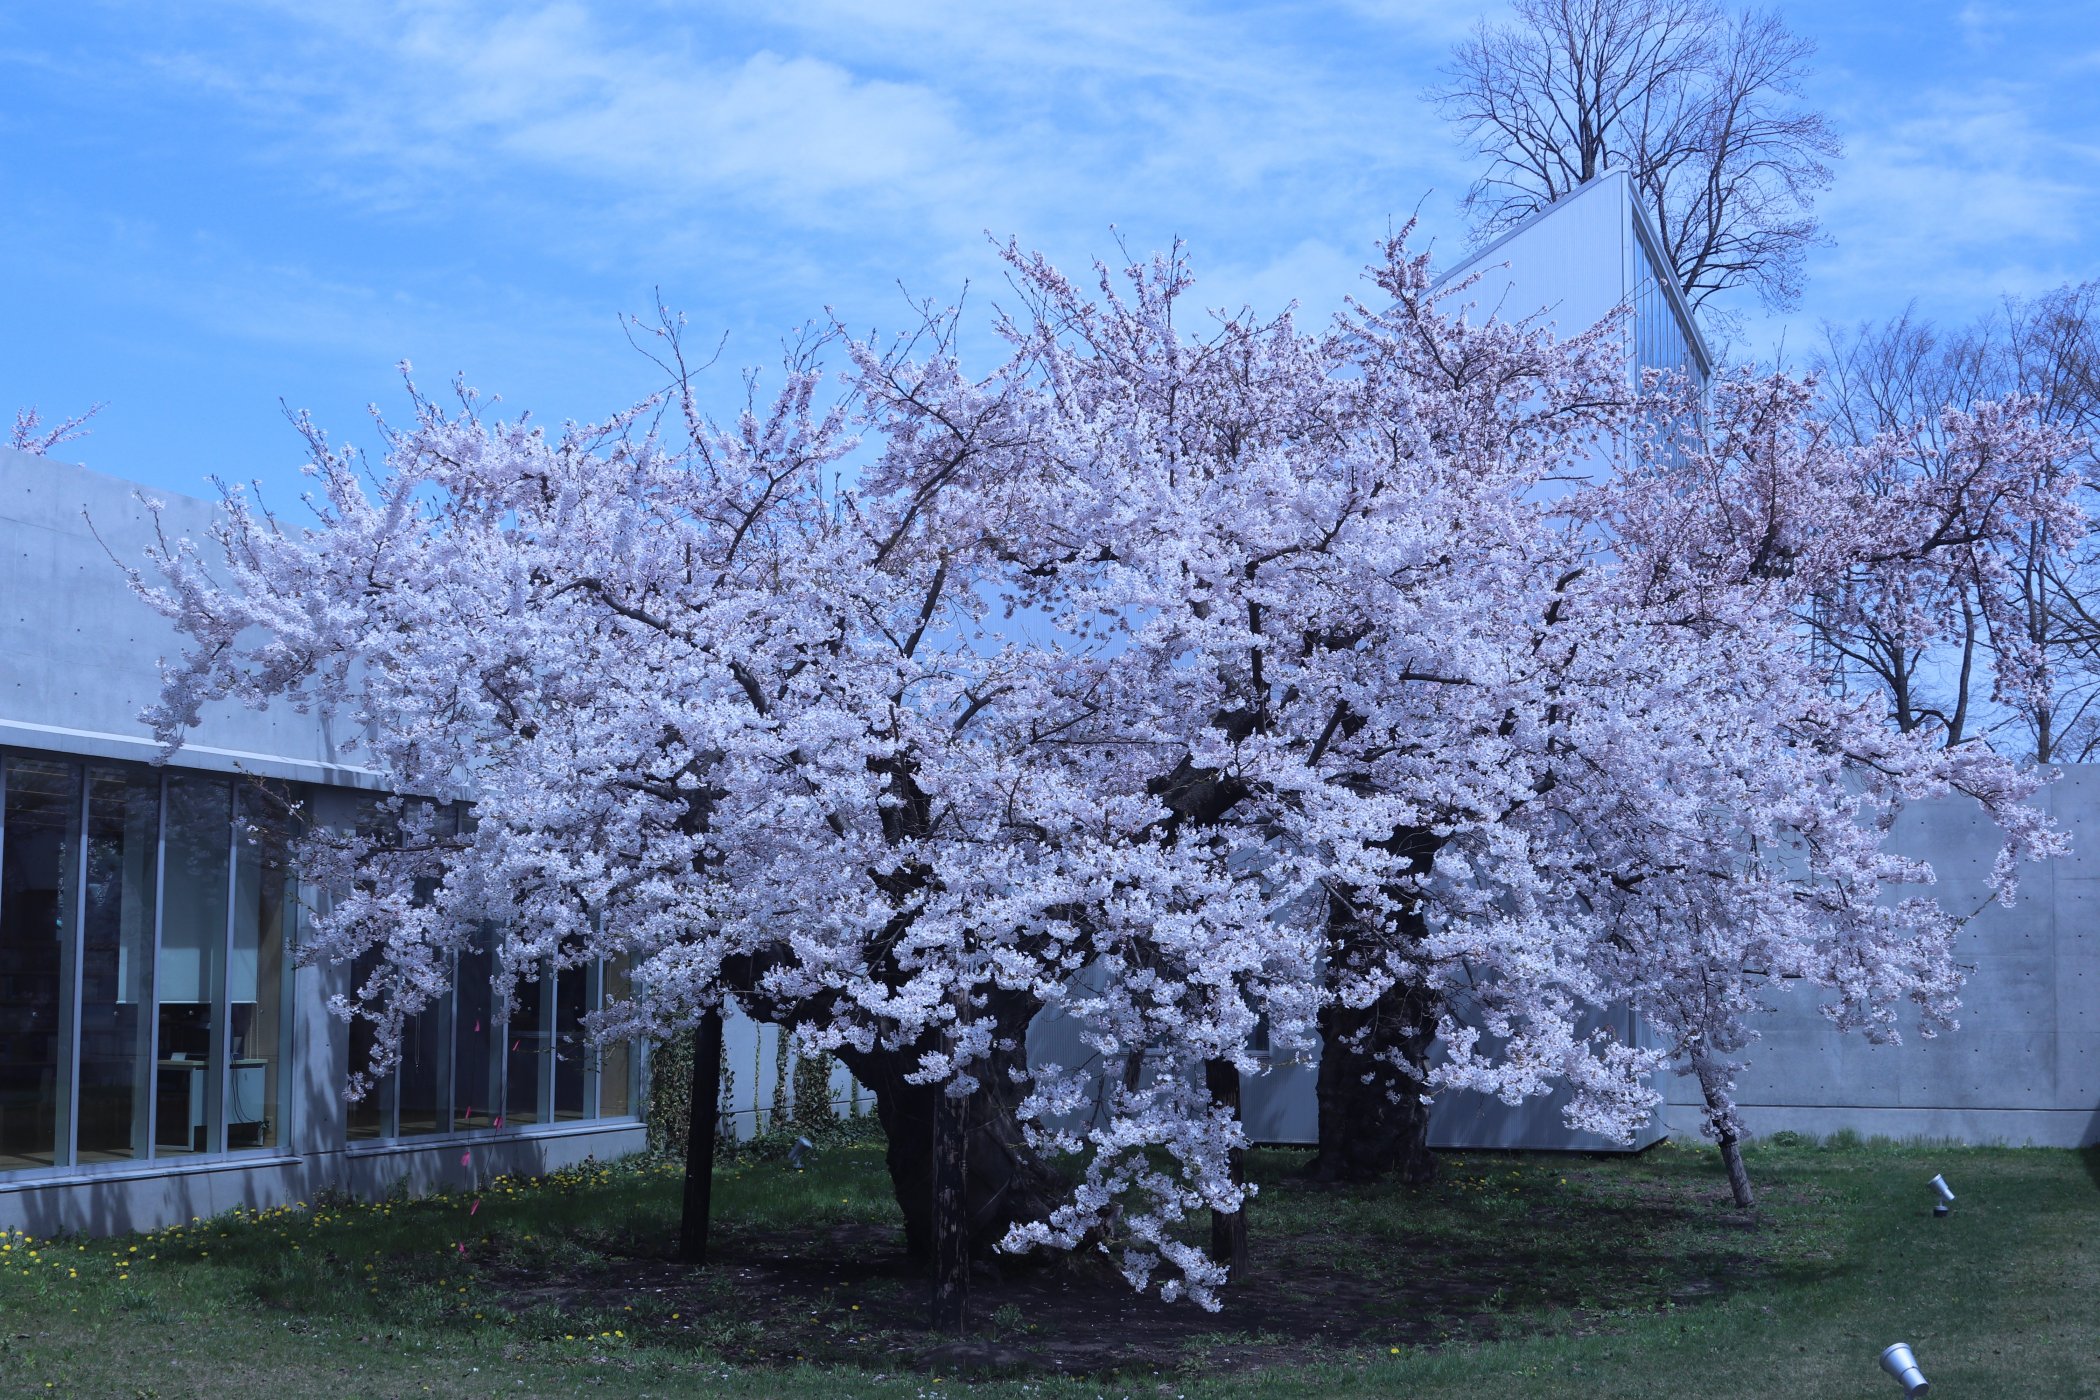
[464, 1149, 1847, 1382]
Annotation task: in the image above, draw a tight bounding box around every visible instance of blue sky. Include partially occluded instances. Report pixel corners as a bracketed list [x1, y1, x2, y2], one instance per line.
[3, 0, 2096, 501]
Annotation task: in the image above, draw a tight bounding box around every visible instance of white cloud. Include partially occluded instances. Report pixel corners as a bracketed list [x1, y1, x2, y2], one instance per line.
[1814, 83, 2097, 308]
[118, 0, 1459, 253]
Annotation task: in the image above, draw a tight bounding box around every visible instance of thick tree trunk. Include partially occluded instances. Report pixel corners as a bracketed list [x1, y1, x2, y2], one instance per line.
[832, 991, 1067, 1266]
[1305, 965, 1439, 1186]
[931, 1084, 969, 1330]
[1204, 1057, 1249, 1278]
[1308, 829, 1444, 1186]
[678, 1009, 724, 1264]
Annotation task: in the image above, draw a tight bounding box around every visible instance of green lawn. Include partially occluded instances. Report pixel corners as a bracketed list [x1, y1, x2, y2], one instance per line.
[1, 1136, 2095, 1397]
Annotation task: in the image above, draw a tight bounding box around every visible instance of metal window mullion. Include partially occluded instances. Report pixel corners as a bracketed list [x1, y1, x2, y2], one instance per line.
[54, 765, 87, 1169]
[211, 785, 235, 1155]
[144, 774, 165, 1160]
[538, 959, 555, 1125]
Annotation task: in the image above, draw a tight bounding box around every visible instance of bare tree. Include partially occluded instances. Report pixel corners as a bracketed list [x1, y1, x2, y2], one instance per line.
[1812, 284, 2100, 762]
[1997, 282, 2100, 761]
[1431, 0, 1840, 317]
[1811, 308, 1992, 744]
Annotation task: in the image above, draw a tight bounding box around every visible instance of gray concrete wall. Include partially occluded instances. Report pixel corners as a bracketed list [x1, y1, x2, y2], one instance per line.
[1664, 769, 2100, 1148]
[0, 446, 381, 787]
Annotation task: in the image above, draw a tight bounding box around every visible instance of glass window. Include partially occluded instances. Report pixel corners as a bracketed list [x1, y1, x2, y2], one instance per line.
[504, 970, 545, 1126]
[0, 757, 80, 1170]
[598, 957, 633, 1121]
[230, 785, 293, 1151]
[158, 775, 229, 1157]
[345, 944, 389, 1141]
[76, 766, 158, 1164]
[452, 933, 496, 1131]
[396, 1001, 447, 1136]
[553, 964, 590, 1121]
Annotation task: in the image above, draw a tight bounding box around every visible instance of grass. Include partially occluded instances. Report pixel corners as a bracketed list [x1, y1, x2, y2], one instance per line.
[0, 1136, 2094, 1397]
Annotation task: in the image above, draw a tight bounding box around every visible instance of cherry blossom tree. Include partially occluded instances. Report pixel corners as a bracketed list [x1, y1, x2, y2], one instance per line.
[130, 229, 2072, 1327]
[1567, 368, 2075, 1204]
[130, 335, 1098, 1318]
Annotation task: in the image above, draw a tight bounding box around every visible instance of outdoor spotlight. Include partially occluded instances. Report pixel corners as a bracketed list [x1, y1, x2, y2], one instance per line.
[787, 1135, 816, 1171]
[1929, 1173, 1955, 1215]
[1880, 1341, 1930, 1396]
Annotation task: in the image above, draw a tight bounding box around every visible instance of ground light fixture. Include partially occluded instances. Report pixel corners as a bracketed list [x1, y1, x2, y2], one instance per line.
[1930, 1173, 1956, 1217]
[1880, 1342, 1931, 1395]
[787, 1135, 816, 1171]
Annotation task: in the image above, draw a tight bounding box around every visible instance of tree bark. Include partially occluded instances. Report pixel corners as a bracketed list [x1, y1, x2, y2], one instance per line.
[1717, 1128, 1755, 1210]
[1694, 1060, 1755, 1209]
[678, 1008, 724, 1264]
[831, 989, 1067, 1267]
[1204, 1057, 1249, 1278]
[1308, 829, 1445, 1186]
[931, 1082, 969, 1330]
[1305, 969, 1440, 1186]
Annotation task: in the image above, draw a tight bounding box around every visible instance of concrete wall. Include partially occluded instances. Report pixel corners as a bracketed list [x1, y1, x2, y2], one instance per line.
[1664, 770, 2100, 1148]
[1438, 169, 1634, 350]
[0, 446, 382, 787]
[1435, 167, 1713, 390]
[1023, 779, 2098, 1153]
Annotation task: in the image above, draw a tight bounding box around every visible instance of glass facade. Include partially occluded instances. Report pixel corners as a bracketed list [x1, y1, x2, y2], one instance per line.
[0, 752, 294, 1171]
[0, 758, 77, 1170]
[0, 746, 642, 1178]
[77, 766, 159, 1163]
[342, 950, 635, 1144]
[1628, 217, 1708, 392]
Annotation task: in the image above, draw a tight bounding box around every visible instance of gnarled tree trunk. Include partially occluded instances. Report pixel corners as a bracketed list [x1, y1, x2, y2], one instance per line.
[1305, 966, 1440, 1186]
[1306, 847, 1443, 1186]
[832, 988, 1068, 1265]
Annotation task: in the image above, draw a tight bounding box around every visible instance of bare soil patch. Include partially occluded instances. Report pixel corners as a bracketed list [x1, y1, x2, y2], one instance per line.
[476, 1157, 1799, 1381]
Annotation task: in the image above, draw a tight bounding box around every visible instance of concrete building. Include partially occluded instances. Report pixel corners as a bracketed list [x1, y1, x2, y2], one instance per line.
[0, 447, 644, 1237]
